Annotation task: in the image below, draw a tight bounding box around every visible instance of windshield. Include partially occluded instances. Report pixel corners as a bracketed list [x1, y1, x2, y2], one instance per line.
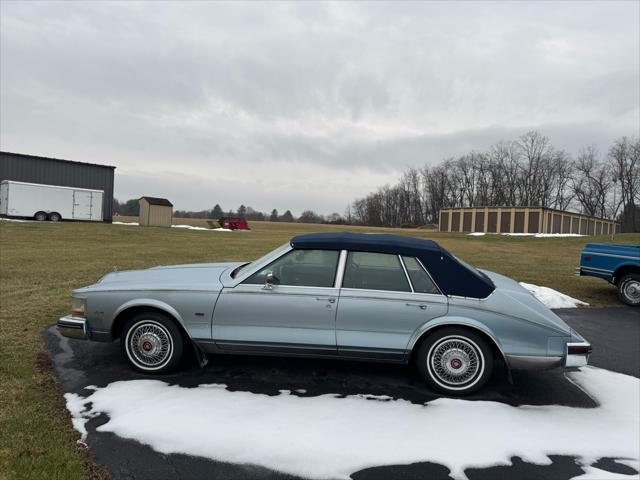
[230, 242, 291, 278]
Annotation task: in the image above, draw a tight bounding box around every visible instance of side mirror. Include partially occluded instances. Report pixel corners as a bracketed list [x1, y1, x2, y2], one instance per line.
[264, 271, 275, 290]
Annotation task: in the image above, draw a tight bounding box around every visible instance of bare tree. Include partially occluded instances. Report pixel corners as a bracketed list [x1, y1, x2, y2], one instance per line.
[572, 146, 611, 218]
[609, 136, 640, 231]
[347, 131, 633, 229]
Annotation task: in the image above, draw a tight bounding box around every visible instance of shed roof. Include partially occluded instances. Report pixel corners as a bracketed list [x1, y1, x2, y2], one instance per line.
[140, 196, 173, 207]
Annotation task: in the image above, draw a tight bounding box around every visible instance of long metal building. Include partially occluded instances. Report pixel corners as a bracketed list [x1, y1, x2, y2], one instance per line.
[0, 151, 115, 222]
[439, 206, 619, 235]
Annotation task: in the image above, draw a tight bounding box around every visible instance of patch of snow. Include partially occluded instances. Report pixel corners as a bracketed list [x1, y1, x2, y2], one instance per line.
[467, 232, 585, 238]
[520, 282, 589, 308]
[112, 221, 235, 232]
[171, 225, 236, 231]
[0, 217, 31, 222]
[65, 367, 638, 480]
[510, 233, 586, 238]
[171, 224, 209, 230]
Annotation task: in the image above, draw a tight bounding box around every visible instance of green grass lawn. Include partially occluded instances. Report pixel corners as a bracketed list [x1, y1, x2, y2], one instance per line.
[0, 218, 638, 479]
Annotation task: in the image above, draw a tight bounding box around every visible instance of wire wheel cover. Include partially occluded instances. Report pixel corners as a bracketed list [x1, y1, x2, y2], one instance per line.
[128, 321, 173, 368]
[429, 337, 482, 387]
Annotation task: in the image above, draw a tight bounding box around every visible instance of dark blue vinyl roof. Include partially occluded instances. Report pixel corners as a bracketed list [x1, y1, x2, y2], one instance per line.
[291, 232, 441, 253]
[290, 232, 495, 299]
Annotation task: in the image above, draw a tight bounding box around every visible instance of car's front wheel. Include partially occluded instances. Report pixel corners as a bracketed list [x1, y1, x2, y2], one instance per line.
[416, 327, 493, 395]
[618, 274, 640, 307]
[121, 312, 184, 373]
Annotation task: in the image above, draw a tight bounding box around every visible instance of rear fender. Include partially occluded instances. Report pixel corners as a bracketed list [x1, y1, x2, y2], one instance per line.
[407, 315, 508, 365]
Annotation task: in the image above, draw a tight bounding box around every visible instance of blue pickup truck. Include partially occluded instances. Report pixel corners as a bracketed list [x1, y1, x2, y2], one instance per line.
[577, 243, 640, 306]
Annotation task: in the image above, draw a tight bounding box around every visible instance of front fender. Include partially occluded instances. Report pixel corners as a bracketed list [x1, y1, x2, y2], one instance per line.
[112, 298, 186, 326]
[110, 298, 193, 340]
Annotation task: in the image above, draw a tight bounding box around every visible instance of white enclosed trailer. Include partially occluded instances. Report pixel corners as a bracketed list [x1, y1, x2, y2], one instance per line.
[0, 180, 104, 221]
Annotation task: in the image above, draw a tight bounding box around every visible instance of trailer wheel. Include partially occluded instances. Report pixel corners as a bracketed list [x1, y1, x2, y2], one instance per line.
[48, 212, 61, 222]
[34, 211, 47, 221]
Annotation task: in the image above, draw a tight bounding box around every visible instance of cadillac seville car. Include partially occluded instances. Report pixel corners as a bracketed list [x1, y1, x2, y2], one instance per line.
[58, 232, 591, 395]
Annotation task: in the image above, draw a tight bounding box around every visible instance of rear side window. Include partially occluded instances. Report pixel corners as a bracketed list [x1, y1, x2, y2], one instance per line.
[402, 256, 441, 294]
[243, 249, 339, 287]
[343, 251, 411, 292]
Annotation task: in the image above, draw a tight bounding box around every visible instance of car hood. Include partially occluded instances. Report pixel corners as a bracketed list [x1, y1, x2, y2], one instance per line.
[477, 269, 572, 335]
[78, 262, 243, 293]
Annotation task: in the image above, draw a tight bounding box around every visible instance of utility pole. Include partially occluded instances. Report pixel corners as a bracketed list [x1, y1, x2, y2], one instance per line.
[611, 177, 617, 241]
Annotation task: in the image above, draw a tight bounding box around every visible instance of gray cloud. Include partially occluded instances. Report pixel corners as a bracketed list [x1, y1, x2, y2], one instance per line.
[1, 1, 638, 214]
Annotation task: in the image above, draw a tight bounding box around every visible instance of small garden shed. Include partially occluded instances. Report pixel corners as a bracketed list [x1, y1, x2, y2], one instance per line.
[139, 196, 173, 227]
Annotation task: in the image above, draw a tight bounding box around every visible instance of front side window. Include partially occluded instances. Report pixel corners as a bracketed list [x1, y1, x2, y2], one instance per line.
[402, 256, 441, 294]
[342, 251, 411, 292]
[243, 249, 339, 288]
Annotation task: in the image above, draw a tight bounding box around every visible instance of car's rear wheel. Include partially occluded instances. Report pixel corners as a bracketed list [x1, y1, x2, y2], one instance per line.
[416, 327, 493, 395]
[121, 312, 184, 373]
[618, 274, 640, 307]
[48, 212, 61, 222]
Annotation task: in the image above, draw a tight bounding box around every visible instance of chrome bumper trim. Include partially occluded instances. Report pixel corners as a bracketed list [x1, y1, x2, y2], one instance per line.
[565, 341, 592, 368]
[506, 355, 563, 370]
[57, 316, 88, 340]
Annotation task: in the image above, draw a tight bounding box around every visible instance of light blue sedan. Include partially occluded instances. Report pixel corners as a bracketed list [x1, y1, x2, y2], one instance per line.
[58, 232, 591, 395]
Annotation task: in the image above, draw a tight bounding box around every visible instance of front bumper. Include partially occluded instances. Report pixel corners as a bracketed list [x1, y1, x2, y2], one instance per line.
[565, 341, 592, 368]
[57, 315, 88, 340]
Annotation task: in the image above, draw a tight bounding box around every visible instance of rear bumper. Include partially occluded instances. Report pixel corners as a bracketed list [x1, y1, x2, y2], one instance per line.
[565, 341, 592, 368]
[57, 316, 88, 339]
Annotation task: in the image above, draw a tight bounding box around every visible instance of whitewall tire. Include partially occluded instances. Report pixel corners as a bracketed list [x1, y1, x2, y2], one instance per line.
[121, 312, 184, 374]
[416, 327, 494, 395]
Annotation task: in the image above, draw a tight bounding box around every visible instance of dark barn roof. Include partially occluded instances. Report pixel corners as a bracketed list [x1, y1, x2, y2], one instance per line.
[291, 232, 495, 299]
[0, 150, 116, 169]
[140, 196, 173, 207]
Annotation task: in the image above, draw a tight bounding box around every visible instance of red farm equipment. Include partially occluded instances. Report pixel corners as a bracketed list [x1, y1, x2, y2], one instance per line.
[218, 217, 250, 230]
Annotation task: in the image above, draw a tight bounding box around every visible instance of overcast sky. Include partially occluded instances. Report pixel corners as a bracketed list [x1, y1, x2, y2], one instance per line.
[1, 1, 638, 215]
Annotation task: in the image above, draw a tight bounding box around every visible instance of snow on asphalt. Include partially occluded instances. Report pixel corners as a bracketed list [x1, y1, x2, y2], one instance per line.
[65, 367, 638, 480]
[520, 282, 589, 308]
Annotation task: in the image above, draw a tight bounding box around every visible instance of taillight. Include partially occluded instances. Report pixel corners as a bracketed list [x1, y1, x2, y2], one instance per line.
[568, 345, 591, 355]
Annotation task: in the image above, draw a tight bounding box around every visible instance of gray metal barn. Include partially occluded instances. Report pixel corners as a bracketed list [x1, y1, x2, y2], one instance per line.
[0, 151, 115, 222]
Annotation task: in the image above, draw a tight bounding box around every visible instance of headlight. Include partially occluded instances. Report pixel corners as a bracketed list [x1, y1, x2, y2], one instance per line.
[70, 297, 86, 318]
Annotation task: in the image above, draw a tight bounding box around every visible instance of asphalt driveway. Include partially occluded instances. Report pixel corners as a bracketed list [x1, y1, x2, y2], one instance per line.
[44, 307, 639, 480]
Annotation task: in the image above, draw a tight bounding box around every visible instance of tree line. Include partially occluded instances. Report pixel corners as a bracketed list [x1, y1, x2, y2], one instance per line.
[346, 132, 640, 232]
[113, 200, 347, 224]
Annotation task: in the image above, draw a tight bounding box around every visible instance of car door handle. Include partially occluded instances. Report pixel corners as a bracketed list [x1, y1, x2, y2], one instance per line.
[406, 303, 427, 310]
[316, 297, 336, 303]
